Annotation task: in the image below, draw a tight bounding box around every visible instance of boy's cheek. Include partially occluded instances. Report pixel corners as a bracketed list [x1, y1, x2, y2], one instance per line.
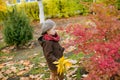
[52, 31, 56, 35]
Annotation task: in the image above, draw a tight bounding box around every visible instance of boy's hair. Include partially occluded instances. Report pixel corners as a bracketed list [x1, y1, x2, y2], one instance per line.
[41, 19, 56, 35]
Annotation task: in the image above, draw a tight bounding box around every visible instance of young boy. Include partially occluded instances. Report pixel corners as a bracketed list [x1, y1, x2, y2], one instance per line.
[38, 19, 64, 80]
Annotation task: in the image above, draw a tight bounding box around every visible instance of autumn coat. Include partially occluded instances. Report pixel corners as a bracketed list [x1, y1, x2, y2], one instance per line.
[38, 34, 64, 71]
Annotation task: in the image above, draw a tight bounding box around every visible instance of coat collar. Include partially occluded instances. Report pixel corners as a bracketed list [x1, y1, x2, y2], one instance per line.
[43, 33, 60, 42]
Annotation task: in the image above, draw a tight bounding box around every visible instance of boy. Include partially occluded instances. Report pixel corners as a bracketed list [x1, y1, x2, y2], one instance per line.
[38, 19, 64, 80]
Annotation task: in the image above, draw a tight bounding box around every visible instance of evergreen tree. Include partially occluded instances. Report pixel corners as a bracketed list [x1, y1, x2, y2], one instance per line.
[2, 7, 33, 47]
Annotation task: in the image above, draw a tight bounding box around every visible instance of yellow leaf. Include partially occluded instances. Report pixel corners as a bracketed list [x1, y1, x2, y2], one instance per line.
[65, 61, 72, 69]
[53, 56, 72, 75]
[0, 0, 6, 12]
[53, 61, 59, 64]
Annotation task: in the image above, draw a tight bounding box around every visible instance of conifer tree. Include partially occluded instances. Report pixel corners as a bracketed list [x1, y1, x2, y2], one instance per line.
[2, 7, 33, 47]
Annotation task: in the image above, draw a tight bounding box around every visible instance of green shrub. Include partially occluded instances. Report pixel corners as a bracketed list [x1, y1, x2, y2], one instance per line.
[43, 0, 60, 18]
[81, 0, 93, 2]
[0, 11, 5, 22]
[0, 11, 7, 23]
[16, 2, 39, 21]
[2, 7, 33, 47]
[43, 0, 89, 18]
[11, 0, 90, 20]
[116, 0, 120, 10]
[60, 0, 80, 17]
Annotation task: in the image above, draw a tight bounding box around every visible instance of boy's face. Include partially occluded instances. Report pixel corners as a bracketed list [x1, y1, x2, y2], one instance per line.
[47, 26, 56, 35]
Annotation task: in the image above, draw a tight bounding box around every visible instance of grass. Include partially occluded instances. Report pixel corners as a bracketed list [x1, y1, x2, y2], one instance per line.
[29, 67, 44, 75]
[66, 52, 85, 80]
[76, 67, 82, 80]
[67, 52, 84, 60]
[28, 64, 50, 79]
[29, 52, 46, 64]
[0, 41, 6, 49]
[30, 55, 41, 65]
[0, 51, 15, 57]
[28, 52, 50, 79]
[0, 39, 14, 63]
[0, 52, 7, 57]
[29, 66, 49, 73]
[14, 64, 25, 70]
[0, 51, 16, 63]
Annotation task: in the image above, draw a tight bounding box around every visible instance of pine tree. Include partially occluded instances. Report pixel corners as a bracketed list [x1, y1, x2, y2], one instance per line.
[2, 7, 33, 47]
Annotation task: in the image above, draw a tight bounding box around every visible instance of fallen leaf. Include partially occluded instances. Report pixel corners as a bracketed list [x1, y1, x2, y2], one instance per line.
[19, 60, 24, 64]
[40, 74, 44, 78]
[7, 56, 13, 60]
[69, 60, 77, 64]
[28, 64, 34, 69]
[0, 72, 4, 78]
[0, 64, 4, 69]
[65, 46, 76, 53]
[24, 66, 30, 70]
[36, 77, 42, 80]
[34, 53, 39, 56]
[23, 60, 30, 66]
[82, 74, 88, 78]
[28, 42, 35, 49]
[40, 56, 44, 58]
[39, 63, 46, 67]
[17, 71, 26, 76]
[29, 75, 35, 79]
[20, 77, 29, 80]
[2, 76, 8, 80]
[5, 70, 12, 74]
[67, 67, 78, 77]
[4, 61, 14, 66]
[1, 49, 10, 53]
[10, 66, 17, 73]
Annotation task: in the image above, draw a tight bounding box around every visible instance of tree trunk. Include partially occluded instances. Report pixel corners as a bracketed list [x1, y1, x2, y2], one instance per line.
[38, 0, 45, 24]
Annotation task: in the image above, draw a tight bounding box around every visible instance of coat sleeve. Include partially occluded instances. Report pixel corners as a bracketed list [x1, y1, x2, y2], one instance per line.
[44, 41, 58, 62]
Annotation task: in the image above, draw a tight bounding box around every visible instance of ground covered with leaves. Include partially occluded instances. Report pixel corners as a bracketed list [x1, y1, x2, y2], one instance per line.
[0, 16, 87, 80]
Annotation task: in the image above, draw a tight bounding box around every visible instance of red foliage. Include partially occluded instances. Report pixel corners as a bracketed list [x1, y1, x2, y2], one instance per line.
[65, 3, 120, 80]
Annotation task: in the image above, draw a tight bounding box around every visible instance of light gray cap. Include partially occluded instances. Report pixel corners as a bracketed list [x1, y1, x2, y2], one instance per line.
[41, 19, 56, 35]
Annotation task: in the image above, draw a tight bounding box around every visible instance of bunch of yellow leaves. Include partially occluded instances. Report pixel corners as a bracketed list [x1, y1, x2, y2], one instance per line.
[0, 0, 6, 12]
[53, 56, 72, 75]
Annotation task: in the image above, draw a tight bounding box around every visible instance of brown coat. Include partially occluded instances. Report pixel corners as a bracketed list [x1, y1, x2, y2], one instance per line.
[38, 36, 64, 71]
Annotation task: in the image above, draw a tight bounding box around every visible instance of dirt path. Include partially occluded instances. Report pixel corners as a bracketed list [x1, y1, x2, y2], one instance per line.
[12, 46, 42, 61]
